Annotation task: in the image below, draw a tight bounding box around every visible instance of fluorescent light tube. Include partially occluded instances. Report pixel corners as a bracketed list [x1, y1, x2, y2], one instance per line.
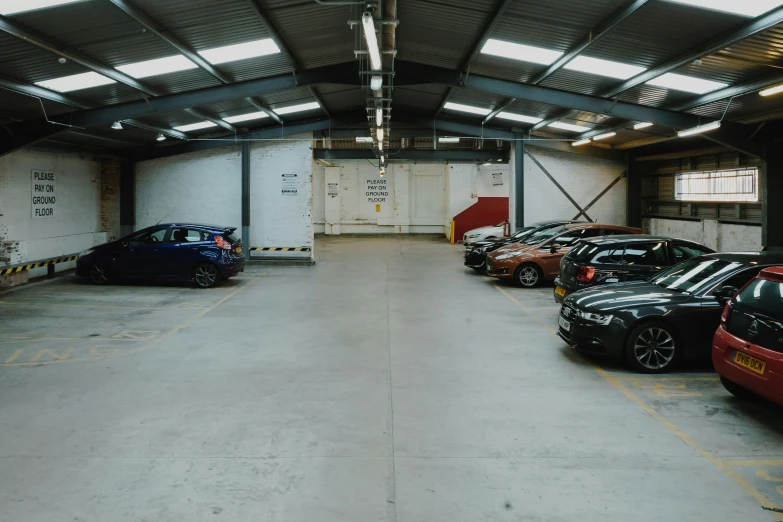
[198, 39, 280, 65]
[565, 56, 645, 80]
[273, 102, 320, 115]
[548, 121, 591, 132]
[362, 13, 382, 71]
[480, 39, 562, 65]
[663, 0, 783, 17]
[223, 111, 270, 124]
[117, 55, 196, 79]
[370, 75, 383, 91]
[572, 139, 592, 147]
[444, 102, 491, 116]
[36, 71, 115, 92]
[173, 121, 218, 132]
[356, 137, 373, 143]
[760, 83, 783, 97]
[677, 120, 721, 137]
[495, 112, 543, 124]
[376, 106, 383, 126]
[592, 132, 616, 141]
[0, 0, 86, 15]
[377, 128, 384, 141]
[380, 155, 385, 163]
[378, 140, 383, 151]
[438, 137, 460, 143]
[647, 73, 727, 94]
[633, 122, 653, 129]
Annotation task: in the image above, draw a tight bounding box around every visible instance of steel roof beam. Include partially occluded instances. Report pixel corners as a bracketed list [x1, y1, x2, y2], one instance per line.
[483, 98, 516, 124]
[530, 0, 650, 85]
[0, 13, 236, 132]
[314, 149, 508, 161]
[108, 0, 283, 124]
[530, 5, 783, 132]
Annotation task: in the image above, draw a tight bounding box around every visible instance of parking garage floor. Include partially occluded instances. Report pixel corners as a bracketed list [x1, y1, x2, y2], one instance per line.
[1, 236, 783, 521]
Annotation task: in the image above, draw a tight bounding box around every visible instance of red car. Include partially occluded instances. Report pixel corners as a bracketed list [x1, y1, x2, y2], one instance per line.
[713, 266, 783, 406]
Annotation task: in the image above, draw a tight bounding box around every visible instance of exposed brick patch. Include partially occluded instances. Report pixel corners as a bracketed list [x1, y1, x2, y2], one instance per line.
[100, 159, 121, 242]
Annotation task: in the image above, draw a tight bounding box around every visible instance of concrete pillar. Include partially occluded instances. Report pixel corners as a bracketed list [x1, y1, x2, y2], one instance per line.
[241, 141, 250, 258]
[509, 136, 524, 231]
[626, 155, 650, 229]
[762, 134, 783, 251]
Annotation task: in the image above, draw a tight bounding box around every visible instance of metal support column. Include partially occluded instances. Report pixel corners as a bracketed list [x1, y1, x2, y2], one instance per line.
[514, 135, 524, 231]
[241, 140, 251, 260]
[626, 155, 645, 229]
[762, 132, 783, 251]
[119, 160, 134, 238]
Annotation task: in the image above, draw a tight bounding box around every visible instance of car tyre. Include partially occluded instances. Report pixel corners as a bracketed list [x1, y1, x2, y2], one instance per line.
[719, 376, 757, 401]
[89, 262, 111, 285]
[514, 263, 542, 288]
[193, 262, 220, 288]
[624, 320, 680, 374]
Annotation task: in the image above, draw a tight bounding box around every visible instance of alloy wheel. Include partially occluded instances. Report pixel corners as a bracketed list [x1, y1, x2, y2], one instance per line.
[518, 266, 539, 287]
[194, 264, 218, 288]
[89, 263, 109, 284]
[633, 327, 676, 370]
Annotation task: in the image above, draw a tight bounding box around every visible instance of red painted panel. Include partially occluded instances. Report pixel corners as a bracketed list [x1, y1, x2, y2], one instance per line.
[452, 197, 509, 241]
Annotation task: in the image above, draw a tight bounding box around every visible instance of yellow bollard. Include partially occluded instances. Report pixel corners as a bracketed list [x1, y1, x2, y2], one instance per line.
[450, 220, 456, 244]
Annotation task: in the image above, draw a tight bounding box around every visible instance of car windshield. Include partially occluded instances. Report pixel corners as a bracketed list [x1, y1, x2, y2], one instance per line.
[651, 258, 742, 294]
[510, 226, 536, 239]
[522, 226, 565, 245]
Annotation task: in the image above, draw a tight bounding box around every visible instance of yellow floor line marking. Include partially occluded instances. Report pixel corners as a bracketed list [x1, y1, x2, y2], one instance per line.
[612, 376, 719, 381]
[0, 337, 141, 344]
[0, 300, 205, 310]
[0, 269, 272, 367]
[495, 282, 783, 520]
[728, 460, 783, 467]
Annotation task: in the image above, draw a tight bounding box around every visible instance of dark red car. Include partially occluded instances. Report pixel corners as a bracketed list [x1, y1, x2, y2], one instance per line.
[713, 266, 783, 406]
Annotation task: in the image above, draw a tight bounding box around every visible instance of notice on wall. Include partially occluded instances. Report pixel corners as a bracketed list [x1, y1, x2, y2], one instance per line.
[31, 170, 56, 218]
[281, 173, 298, 195]
[492, 172, 504, 187]
[327, 182, 339, 197]
[365, 178, 388, 204]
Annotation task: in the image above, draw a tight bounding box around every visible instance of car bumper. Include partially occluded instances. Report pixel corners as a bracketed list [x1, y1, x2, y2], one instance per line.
[713, 326, 783, 407]
[486, 258, 516, 279]
[464, 251, 487, 268]
[556, 305, 626, 357]
[218, 256, 246, 277]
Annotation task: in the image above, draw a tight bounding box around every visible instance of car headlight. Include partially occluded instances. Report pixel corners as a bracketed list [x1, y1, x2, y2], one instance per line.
[496, 251, 525, 260]
[79, 248, 95, 258]
[577, 311, 613, 325]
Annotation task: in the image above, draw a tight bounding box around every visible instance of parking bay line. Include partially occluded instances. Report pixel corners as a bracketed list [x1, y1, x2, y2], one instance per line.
[492, 282, 783, 520]
[0, 300, 206, 311]
[1, 269, 272, 367]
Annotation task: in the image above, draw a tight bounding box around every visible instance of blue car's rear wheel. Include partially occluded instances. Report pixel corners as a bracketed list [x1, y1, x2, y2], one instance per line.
[89, 262, 111, 285]
[193, 263, 219, 288]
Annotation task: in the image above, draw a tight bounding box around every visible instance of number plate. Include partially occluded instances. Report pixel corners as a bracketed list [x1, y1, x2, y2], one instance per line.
[555, 286, 566, 297]
[235, 247, 242, 254]
[733, 351, 766, 375]
[558, 316, 571, 332]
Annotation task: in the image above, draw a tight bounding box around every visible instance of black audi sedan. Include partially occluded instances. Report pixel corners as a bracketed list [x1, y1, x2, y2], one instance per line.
[557, 252, 783, 373]
[464, 220, 578, 272]
[553, 235, 714, 303]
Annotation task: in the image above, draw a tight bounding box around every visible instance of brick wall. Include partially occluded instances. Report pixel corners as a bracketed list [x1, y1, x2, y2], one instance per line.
[100, 159, 121, 242]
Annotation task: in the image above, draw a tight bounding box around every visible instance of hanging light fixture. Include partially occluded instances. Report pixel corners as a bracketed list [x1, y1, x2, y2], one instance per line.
[378, 140, 384, 151]
[377, 127, 384, 141]
[376, 106, 383, 127]
[379, 167, 386, 177]
[370, 76, 382, 91]
[111, 121, 123, 130]
[361, 12, 382, 71]
[156, 133, 166, 141]
[380, 155, 385, 164]
[677, 121, 721, 137]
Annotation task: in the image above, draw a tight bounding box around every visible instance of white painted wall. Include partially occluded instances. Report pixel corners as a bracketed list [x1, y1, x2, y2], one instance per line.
[522, 146, 627, 226]
[645, 218, 761, 252]
[135, 133, 314, 258]
[312, 161, 509, 236]
[0, 149, 107, 280]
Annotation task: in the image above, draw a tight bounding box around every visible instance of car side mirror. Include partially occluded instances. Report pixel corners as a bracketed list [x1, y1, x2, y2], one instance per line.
[550, 243, 561, 254]
[715, 285, 739, 300]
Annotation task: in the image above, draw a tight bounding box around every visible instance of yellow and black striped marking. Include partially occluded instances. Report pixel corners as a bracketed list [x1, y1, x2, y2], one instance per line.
[250, 247, 312, 252]
[0, 255, 78, 276]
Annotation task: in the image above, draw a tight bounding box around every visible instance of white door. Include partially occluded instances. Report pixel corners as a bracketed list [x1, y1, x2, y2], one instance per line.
[410, 165, 446, 226]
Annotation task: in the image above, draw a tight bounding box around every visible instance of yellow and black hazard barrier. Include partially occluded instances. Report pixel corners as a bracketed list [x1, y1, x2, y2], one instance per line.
[0, 255, 79, 276]
[250, 247, 312, 252]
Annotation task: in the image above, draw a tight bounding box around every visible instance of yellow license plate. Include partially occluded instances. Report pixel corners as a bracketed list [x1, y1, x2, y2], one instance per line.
[235, 247, 242, 254]
[734, 351, 766, 375]
[555, 286, 566, 297]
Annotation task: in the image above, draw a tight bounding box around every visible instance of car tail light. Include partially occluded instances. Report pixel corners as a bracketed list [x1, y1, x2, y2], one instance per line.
[576, 266, 596, 283]
[721, 302, 731, 325]
[214, 235, 232, 250]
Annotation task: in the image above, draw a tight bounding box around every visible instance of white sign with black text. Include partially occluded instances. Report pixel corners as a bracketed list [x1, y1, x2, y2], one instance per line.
[492, 172, 504, 187]
[365, 178, 388, 203]
[31, 170, 57, 218]
[281, 173, 298, 195]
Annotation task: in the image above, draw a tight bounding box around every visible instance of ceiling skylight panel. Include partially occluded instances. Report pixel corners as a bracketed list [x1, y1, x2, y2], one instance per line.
[548, 121, 592, 132]
[480, 39, 563, 65]
[199, 39, 281, 65]
[495, 112, 543, 124]
[35, 71, 115, 92]
[116, 55, 197, 79]
[646, 73, 728, 94]
[223, 111, 270, 124]
[0, 0, 87, 15]
[564, 56, 646, 80]
[272, 102, 320, 115]
[444, 102, 492, 116]
[173, 121, 218, 132]
[664, 0, 783, 17]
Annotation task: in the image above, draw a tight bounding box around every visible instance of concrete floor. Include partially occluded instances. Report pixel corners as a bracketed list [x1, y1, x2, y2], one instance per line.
[2, 235, 783, 521]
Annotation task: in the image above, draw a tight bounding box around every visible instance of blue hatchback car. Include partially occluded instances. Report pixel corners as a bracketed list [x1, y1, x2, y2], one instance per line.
[77, 224, 245, 288]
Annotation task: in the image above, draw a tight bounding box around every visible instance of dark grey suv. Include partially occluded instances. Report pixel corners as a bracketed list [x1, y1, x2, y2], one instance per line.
[553, 235, 714, 303]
